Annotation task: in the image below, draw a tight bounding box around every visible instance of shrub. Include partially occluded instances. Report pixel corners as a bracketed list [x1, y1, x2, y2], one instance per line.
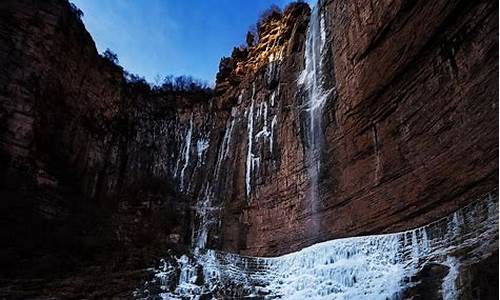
[257, 4, 282, 31]
[246, 27, 257, 47]
[123, 72, 151, 95]
[158, 75, 211, 94]
[102, 48, 119, 65]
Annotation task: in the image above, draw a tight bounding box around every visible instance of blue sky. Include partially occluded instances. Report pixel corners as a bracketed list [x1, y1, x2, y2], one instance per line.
[71, 0, 301, 85]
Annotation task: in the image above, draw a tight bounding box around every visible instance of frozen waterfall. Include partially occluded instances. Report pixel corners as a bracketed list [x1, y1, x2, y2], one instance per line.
[173, 113, 194, 191]
[135, 192, 498, 300]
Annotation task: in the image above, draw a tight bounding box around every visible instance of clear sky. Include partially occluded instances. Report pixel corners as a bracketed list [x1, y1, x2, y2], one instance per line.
[71, 0, 300, 85]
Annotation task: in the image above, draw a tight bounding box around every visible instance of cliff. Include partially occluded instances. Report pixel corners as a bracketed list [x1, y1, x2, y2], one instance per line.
[0, 0, 497, 298]
[0, 0, 197, 281]
[180, 0, 498, 256]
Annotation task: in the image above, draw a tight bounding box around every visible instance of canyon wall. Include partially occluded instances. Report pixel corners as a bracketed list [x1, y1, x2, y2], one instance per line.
[0, 0, 200, 278]
[0, 0, 497, 278]
[178, 0, 498, 256]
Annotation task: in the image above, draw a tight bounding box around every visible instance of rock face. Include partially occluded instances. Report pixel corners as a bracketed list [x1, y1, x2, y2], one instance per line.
[0, 0, 497, 297]
[319, 0, 498, 250]
[0, 0, 196, 280]
[176, 0, 499, 257]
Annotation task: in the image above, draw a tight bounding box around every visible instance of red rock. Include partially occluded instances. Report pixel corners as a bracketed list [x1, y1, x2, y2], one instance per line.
[0, 1, 496, 295]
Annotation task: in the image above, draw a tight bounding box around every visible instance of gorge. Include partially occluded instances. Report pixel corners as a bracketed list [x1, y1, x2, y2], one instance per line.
[0, 0, 498, 299]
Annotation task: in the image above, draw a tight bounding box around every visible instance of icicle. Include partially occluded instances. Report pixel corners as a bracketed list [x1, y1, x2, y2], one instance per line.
[179, 114, 193, 190]
[252, 156, 260, 173]
[319, 11, 327, 52]
[270, 90, 276, 107]
[255, 128, 270, 139]
[255, 101, 271, 140]
[411, 230, 419, 258]
[238, 90, 244, 104]
[246, 83, 256, 198]
[214, 115, 235, 180]
[263, 102, 268, 127]
[224, 118, 235, 158]
[270, 115, 277, 154]
[442, 257, 459, 300]
[196, 138, 209, 162]
[193, 185, 213, 250]
[450, 211, 463, 239]
[421, 228, 430, 254]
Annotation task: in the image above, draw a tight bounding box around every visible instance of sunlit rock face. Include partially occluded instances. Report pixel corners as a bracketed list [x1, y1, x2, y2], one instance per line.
[136, 192, 498, 299]
[173, 0, 498, 257]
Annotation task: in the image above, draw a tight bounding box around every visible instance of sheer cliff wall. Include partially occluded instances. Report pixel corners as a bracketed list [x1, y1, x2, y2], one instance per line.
[0, 0, 197, 276]
[187, 0, 498, 256]
[0, 0, 497, 267]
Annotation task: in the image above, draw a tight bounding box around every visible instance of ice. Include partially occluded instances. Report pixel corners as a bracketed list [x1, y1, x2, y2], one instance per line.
[246, 83, 256, 198]
[270, 90, 276, 107]
[224, 118, 235, 158]
[178, 114, 193, 191]
[263, 234, 405, 299]
[266, 52, 281, 85]
[319, 10, 327, 52]
[141, 192, 498, 300]
[255, 127, 270, 139]
[270, 115, 278, 154]
[196, 138, 209, 162]
[442, 257, 459, 300]
[214, 113, 235, 179]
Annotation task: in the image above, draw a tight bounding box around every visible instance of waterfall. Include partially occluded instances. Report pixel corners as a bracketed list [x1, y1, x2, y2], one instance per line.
[192, 185, 210, 251]
[135, 3, 496, 299]
[192, 108, 238, 252]
[214, 108, 236, 180]
[173, 113, 194, 191]
[298, 2, 330, 232]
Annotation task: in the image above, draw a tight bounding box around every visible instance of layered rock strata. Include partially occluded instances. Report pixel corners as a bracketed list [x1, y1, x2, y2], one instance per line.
[0, 0, 497, 297]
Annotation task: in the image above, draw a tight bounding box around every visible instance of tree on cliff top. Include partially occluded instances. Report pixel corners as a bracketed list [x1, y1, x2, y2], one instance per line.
[158, 75, 211, 94]
[125, 72, 151, 94]
[244, 4, 282, 48]
[257, 5, 282, 31]
[102, 49, 119, 65]
[246, 29, 256, 47]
